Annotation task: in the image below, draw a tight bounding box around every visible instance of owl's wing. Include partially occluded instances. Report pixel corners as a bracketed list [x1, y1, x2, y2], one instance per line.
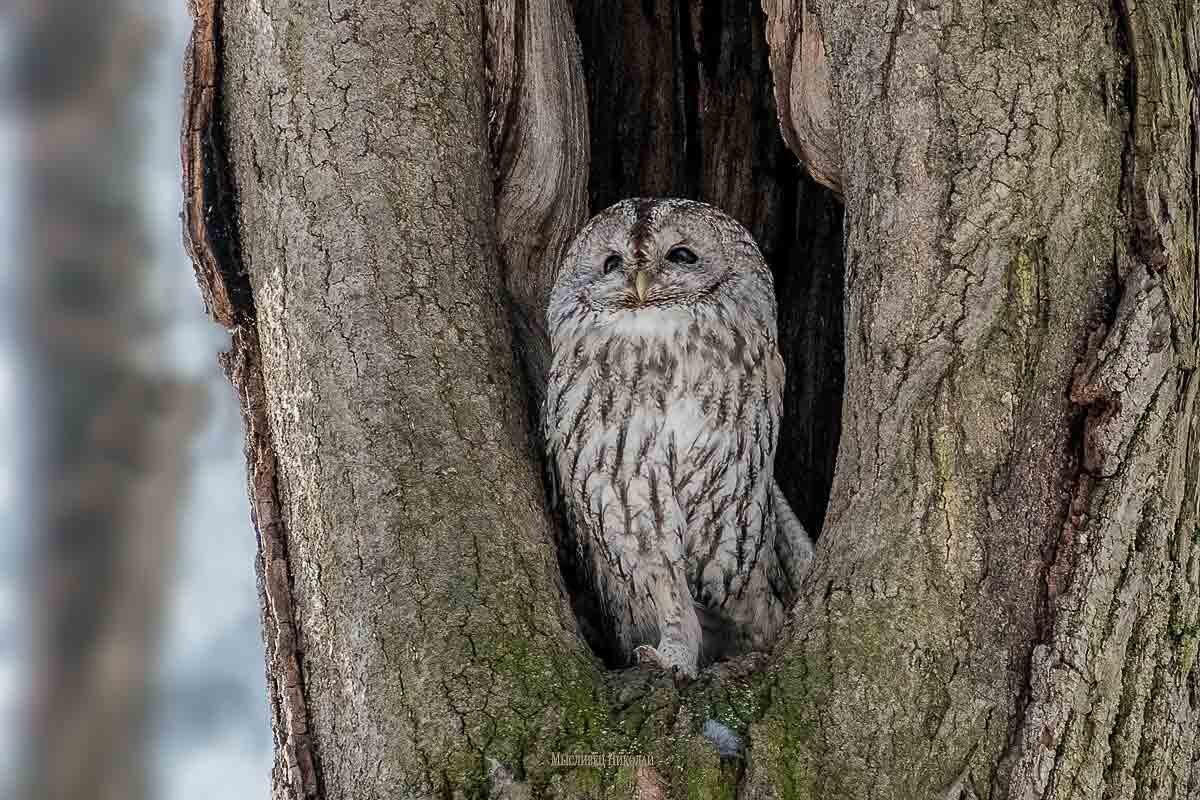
[540, 404, 617, 661]
[540, 409, 579, 564]
[772, 480, 814, 601]
[539, 377, 567, 513]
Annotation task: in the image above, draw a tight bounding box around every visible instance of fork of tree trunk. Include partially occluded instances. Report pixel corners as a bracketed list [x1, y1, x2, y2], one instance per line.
[183, 1, 1200, 798]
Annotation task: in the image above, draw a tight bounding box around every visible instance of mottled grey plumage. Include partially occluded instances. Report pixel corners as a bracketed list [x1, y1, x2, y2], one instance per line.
[543, 198, 814, 676]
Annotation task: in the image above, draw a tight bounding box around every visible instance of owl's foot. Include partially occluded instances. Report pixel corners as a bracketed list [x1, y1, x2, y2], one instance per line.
[633, 641, 698, 678]
[634, 644, 664, 668]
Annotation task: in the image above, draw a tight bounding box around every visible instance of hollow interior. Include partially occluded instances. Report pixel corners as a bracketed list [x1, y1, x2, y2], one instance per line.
[557, 0, 846, 669]
[573, 0, 846, 535]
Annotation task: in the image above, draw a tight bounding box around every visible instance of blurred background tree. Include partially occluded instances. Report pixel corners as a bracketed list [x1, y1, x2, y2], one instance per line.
[0, 1, 269, 798]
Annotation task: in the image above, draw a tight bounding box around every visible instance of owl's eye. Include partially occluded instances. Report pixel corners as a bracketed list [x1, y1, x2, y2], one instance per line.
[603, 254, 623, 275]
[666, 246, 698, 265]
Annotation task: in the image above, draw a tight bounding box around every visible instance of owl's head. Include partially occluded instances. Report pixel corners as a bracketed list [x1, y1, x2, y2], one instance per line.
[548, 198, 776, 337]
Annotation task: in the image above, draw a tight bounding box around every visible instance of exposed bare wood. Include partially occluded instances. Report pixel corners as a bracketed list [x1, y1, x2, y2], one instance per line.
[484, 0, 590, 391]
[762, 0, 842, 196]
[182, 0, 246, 328]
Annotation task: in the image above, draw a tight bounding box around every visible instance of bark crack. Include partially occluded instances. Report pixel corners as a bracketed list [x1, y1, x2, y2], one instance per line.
[1187, 22, 1200, 350]
[878, 0, 905, 105]
[1115, 0, 1172, 277]
[182, 0, 253, 328]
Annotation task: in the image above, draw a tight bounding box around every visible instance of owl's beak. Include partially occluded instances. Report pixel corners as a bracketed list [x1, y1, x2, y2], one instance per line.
[632, 271, 651, 304]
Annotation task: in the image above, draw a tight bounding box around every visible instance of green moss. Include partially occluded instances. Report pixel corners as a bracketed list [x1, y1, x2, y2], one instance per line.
[748, 639, 831, 799]
[1008, 240, 1041, 331]
[748, 573, 975, 800]
[670, 736, 738, 800]
[703, 686, 765, 734]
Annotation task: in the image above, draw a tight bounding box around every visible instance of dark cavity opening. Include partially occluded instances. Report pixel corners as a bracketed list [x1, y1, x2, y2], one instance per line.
[573, 0, 845, 538]
[546, 0, 846, 672]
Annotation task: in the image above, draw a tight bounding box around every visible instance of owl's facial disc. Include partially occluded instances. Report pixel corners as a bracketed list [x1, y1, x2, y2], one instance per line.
[549, 199, 777, 339]
[605, 241, 715, 310]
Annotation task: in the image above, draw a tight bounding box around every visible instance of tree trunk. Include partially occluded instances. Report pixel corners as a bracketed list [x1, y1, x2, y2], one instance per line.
[749, 2, 1200, 798]
[184, 0, 1200, 798]
[185, 2, 608, 798]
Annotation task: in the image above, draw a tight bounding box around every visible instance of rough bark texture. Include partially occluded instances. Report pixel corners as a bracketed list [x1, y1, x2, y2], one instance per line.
[183, 3, 320, 796]
[191, 0, 839, 796]
[750, 1, 1200, 798]
[192, 0, 581, 795]
[187, 2, 746, 798]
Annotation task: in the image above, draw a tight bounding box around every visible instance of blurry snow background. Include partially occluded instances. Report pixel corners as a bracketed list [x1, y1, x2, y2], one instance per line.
[147, 5, 271, 799]
[0, 1, 271, 797]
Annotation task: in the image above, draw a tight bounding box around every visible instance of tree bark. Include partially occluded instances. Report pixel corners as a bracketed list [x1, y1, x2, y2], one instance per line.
[187, 2, 609, 798]
[748, 1, 1200, 798]
[185, 0, 1200, 798]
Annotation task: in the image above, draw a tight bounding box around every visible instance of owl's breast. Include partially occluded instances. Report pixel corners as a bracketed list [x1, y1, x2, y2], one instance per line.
[544, 312, 782, 563]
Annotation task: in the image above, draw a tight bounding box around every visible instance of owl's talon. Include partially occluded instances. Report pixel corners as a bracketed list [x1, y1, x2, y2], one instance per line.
[634, 642, 698, 680]
[634, 644, 663, 669]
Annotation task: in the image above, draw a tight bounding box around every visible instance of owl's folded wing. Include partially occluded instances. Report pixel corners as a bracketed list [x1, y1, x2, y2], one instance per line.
[772, 480, 814, 602]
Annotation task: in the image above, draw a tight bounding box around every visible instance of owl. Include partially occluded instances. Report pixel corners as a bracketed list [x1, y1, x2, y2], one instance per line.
[543, 198, 814, 677]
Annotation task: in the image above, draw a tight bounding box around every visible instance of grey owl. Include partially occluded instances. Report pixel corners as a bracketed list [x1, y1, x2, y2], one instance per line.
[543, 198, 814, 677]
